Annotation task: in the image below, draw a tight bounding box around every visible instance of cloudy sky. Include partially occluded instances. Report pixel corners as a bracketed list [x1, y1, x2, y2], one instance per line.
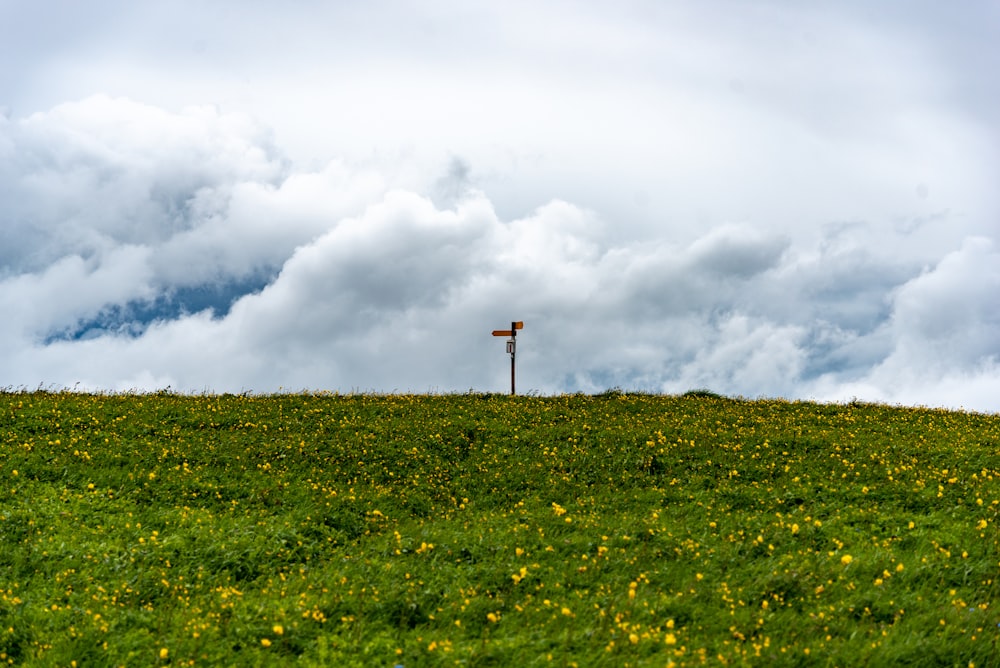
[1, 1, 998, 411]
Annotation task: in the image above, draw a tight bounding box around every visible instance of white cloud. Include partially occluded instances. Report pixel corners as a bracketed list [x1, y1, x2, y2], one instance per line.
[1, 95, 286, 274]
[669, 316, 808, 397]
[887, 237, 1000, 367]
[150, 161, 386, 286]
[0, 244, 152, 339]
[686, 224, 789, 278]
[805, 237, 1000, 411]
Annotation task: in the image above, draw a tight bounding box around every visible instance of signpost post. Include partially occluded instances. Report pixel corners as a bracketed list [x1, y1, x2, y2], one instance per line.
[492, 321, 524, 395]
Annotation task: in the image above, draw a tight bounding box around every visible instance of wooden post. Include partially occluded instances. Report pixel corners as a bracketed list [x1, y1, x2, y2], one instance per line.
[510, 321, 516, 396]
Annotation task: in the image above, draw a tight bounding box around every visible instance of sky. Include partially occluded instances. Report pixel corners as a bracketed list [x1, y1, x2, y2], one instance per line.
[1, 0, 998, 411]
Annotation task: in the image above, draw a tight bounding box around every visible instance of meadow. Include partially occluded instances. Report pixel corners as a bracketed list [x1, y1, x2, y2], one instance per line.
[0, 390, 998, 666]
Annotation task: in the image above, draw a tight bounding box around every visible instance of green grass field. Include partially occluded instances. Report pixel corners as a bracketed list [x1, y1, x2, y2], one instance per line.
[1, 391, 998, 666]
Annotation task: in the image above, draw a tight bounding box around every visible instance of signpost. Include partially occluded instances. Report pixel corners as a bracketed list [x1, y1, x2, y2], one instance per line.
[492, 321, 524, 395]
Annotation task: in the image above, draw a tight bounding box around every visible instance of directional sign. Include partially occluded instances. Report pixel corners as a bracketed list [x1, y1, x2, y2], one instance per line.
[491, 320, 524, 395]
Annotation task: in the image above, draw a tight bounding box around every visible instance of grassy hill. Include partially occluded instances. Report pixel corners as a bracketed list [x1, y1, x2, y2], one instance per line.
[1, 391, 998, 666]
